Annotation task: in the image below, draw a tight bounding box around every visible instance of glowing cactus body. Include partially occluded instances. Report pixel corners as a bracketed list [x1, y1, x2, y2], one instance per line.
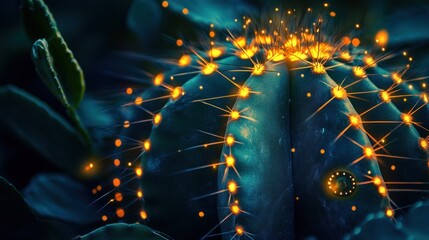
[116, 16, 429, 240]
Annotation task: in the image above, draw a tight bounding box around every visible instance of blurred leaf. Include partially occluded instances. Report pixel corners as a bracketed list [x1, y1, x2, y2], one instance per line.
[0, 176, 44, 239]
[21, 0, 57, 41]
[23, 173, 101, 225]
[73, 223, 171, 240]
[22, 0, 85, 108]
[31, 34, 85, 109]
[0, 86, 90, 177]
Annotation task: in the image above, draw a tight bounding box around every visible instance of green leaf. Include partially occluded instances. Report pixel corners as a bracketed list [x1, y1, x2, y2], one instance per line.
[31, 34, 85, 108]
[73, 223, 172, 240]
[21, 0, 57, 41]
[0, 86, 90, 177]
[0, 177, 45, 239]
[22, 0, 85, 108]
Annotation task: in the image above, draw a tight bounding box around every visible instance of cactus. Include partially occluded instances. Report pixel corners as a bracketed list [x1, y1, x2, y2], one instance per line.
[3, 0, 429, 239]
[104, 6, 429, 240]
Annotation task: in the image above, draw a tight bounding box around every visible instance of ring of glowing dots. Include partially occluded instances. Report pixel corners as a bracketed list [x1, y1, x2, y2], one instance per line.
[327, 170, 357, 197]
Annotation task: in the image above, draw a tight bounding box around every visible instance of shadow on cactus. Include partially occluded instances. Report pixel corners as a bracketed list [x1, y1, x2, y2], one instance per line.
[2, 0, 429, 239]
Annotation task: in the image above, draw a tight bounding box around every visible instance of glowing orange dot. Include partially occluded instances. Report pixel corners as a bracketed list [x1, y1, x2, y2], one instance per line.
[201, 62, 218, 75]
[176, 39, 183, 47]
[380, 91, 390, 102]
[228, 181, 238, 194]
[114, 159, 120, 167]
[113, 178, 121, 187]
[135, 97, 143, 105]
[351, 205, 357, 211]
[161, 1, 168, 8]
[353, 66, 366, 78]
[182, 8, 189, 15]
[420, 138, 428, 150]
[140, 210, 148, 220]
[291, 148, 296, 153]
[198, 211, 205, 217]
[312, 62, 326, 74]
[378, 186, 387, 196]
[235, 225, 244, 236]
[252, 63, 265, 75]
[115, 139, 122, 147]
[153, 113, 162, 126]
[96, 185, 102, 191]
[137, 190, 143, 198]
[226, 155, 235, 167]
[233, 36, 247, 48]
[343, 37, 351, 45]
[391, 165, 396, 171]
[392, 73, 402, 84]
[351, 38, 360, 47]
[375, 29, 389, 47]
[330, 11, 336, 17]
[171, 87, 184, 100]
[126, 88, 133, 95]
[123, 120, 130, 128]
[116, 208, 125, 218]
[207, 47, 223, 58]
[230, 110, 240, 120]
[239, 86, 250, 98]
[226, 135, 235, 146]
[332, 86, 347, 99]
[320, 149, 325, 154]
[101, 215, 108, 221]
[178, 55, 191, 66]
[143, 140, 151, 151]
[230, 204, 240, 215]
[422, 93, 428, 103]
[401, 113, 413, 124]
[373, 176, 382, 186]
[209, 31, 215, 38]
[135, 167, 143, 177]
[386, 208, 394, 217]
[349, 114, 361, 126]
[364, 56, 376, 67]
[340, 51, 352, 61]
[92, 188, 97, 194]
[153, 73, 164, 86]
[364, 147, 374, 158]
[115, 192, 123, 202]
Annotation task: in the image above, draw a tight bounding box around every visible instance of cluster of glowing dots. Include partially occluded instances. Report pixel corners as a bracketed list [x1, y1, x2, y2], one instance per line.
[327, 170, 357, 197]
[373, 177, 387, 197]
